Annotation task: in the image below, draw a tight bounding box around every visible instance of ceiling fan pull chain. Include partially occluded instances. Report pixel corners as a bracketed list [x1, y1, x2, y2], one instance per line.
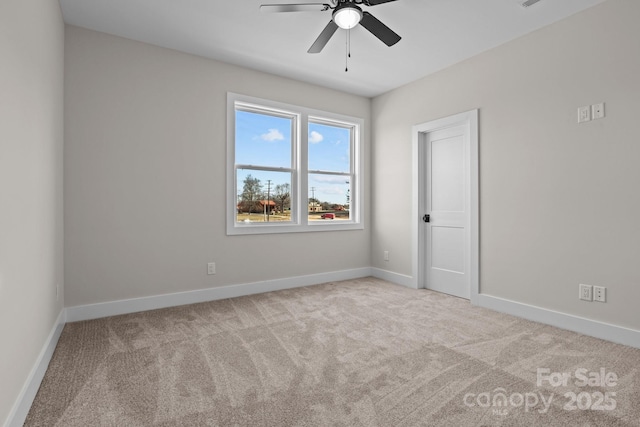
[345, 28, 352, 72]
[345, 28, 349, 72]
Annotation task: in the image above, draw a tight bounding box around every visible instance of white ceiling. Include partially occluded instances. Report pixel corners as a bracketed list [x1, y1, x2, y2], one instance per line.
[59, 0, 607, 98]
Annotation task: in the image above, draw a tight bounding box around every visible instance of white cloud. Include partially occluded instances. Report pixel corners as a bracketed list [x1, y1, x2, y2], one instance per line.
[261, 129, 284, 142]
[309, 131, 324, 144]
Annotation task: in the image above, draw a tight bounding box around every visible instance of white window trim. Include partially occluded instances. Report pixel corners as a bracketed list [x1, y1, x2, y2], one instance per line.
[226, 92, 364, 235]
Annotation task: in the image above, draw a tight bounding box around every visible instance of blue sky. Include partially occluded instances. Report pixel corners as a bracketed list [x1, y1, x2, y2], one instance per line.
[236, 110, 351, 205]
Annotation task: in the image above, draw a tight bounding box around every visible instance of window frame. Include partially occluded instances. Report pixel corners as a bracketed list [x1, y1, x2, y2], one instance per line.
[227, 92, 363, 235]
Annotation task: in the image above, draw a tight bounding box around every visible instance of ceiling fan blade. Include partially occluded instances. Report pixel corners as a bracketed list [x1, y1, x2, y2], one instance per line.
[360, 11, 401, 47]
[308, 20, 338, 53]
[260, 3, 330, 13]
[363, 0, 399, 5]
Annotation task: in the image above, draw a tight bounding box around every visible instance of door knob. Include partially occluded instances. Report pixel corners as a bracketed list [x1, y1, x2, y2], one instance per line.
[423, 214, 430, 223]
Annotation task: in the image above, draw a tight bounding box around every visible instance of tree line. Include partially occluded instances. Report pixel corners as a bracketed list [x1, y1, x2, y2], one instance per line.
[238, 174, 347, 214]
[238, 174, 290, 214]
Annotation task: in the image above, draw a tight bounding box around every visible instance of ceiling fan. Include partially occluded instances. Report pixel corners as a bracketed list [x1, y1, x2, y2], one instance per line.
[260, 0, 401, 54]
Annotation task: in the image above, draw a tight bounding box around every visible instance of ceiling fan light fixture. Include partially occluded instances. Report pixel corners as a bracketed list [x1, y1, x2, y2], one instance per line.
[333, 4, 363, 29]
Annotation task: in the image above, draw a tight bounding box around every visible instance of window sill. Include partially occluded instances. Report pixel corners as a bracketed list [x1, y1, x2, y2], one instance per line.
[226, 221, 364, 236]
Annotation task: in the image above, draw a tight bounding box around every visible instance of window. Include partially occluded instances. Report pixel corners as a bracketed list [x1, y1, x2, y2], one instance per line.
[227, 93, 363, 235]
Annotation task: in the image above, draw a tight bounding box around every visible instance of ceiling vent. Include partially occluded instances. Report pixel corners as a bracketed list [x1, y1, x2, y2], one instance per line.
[521, 0, 542, 7]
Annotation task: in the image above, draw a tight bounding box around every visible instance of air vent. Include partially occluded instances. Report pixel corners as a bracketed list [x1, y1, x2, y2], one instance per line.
[521, 0, 541, 7]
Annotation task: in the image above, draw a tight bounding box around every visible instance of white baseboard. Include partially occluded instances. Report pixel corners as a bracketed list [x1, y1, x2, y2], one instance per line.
[477, 294, 640, 349]
[66, 267, 373, 322]
[370, 267, 416, 289]
[4, 309, 66, 427]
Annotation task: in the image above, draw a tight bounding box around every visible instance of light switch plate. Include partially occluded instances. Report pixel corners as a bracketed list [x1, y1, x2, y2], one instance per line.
[578, 106, 591, 123]
[592, 103, 605, 120]
[579, 284, 593, 301]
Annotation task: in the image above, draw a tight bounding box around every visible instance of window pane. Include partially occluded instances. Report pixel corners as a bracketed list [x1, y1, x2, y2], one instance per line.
[308, 122, 351, 173]
[236, 110, 292, 168]
[308, 173, 351, 222]
[236, 169, 292, 223]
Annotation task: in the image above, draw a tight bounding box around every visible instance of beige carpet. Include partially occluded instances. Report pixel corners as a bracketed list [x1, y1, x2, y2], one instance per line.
[25, 277, 640, 426]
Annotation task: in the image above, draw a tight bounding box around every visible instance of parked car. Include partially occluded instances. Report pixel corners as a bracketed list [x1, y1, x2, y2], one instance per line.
[321, 213, 335, 219]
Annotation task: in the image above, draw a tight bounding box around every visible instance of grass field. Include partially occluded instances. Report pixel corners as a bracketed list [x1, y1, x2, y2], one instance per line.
[236, 212, 350, 222]
[236, 213, 290, 222]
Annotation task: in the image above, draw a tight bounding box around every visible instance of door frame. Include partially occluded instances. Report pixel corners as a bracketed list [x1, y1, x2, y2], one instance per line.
[411, 110, 479, 304]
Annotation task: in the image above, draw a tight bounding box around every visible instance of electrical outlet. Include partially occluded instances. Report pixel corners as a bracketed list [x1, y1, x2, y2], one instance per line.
[579, 284, 593, 301]
[384, 251, 389, 261]
[207, 262, 216, 275]
[593, 286, 606, 302]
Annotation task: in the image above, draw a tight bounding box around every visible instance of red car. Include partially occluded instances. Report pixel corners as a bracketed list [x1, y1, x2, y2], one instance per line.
[321, 213, 335, 219]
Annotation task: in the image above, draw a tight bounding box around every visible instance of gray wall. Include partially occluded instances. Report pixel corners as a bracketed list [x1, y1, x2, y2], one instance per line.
[0, 0, 65, 423]
[372, 0, 640, 330]
[64, 26, 371, 307]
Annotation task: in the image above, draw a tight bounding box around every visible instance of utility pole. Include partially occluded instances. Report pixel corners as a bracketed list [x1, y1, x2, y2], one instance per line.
[266, 180, 272, 222]
[310, 186, 316, 212]
[345, 181, 350, 211]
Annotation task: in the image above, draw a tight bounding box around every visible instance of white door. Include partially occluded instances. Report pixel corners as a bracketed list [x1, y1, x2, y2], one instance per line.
[423, 125, 470, 299]
[413, 110, 478, 302]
